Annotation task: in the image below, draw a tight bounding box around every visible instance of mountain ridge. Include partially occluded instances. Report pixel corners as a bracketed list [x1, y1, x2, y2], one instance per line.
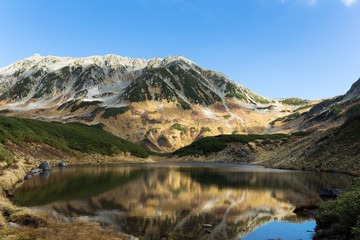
[0, 54, 316, 152]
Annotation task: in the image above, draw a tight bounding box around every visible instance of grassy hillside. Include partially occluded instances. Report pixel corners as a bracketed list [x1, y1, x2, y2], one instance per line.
[0, 116, 149, 164]
[301, 111, 360, 170]
[172, 133, 290, 157]
[258, 109, 360, 172]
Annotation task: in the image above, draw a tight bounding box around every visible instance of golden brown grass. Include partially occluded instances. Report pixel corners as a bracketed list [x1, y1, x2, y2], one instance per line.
[0, 221, 131, 240]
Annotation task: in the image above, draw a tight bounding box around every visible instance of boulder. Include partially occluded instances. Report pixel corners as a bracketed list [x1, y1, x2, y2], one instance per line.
[30, 168, 43, 175]
[57, 161, 68, 167]
[128, 237, 139, 240]
[8, 222, 19, 227]
[38, 161, 52, 171]
[319, 188, 344, 198]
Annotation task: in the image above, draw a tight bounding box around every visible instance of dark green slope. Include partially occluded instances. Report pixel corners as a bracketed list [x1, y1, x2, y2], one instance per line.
[172, 133, 291, 157]
[0, 115, 149, 164]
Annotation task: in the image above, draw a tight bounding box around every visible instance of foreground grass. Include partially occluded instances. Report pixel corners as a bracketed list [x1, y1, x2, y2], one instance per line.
[315, 178, 360, 239]
[0, 221, 130, 240]
[0, 116, 149, 161]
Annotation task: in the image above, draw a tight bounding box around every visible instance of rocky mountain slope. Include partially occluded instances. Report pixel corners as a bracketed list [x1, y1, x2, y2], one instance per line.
[165, 78, 360, 172]
[267, 78, 360, 134]
[0, 54, 310, 152]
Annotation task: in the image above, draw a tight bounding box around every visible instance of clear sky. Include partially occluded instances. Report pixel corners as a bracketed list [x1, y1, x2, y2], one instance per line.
[0, 0, 359, 100]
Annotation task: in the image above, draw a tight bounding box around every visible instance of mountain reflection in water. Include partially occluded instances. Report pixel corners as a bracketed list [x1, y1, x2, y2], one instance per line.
[13, 163, 353, 240]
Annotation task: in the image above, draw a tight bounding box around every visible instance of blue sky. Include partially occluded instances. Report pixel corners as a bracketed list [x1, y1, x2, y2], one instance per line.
[0, 0, 359, 100]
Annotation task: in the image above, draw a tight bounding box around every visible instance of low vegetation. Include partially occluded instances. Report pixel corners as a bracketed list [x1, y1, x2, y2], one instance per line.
[294, 104, 314, 112]
[315, 178, 360, 239]
[256, 105, 274, 110]
[281, 98, 309, 105]
[311, 104, 345, 122]
[57, 100, 102, 113]
[201, 127, 211, 132]
[170, 123, 187, 133]
[173, 133, 289, 157]
[0, 221, 130, 240]
[102, 106, 130, 119]
[0, 116, 149, 160]
[270, 112, 300, 125]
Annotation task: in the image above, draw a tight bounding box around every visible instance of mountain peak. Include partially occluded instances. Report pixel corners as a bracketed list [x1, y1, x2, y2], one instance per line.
[0, 54, 272, 113]
[345, 78, 360, 99]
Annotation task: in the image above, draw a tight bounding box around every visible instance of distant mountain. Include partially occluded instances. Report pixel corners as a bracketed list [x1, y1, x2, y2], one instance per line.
[0, 54, 310, 152]
[0, 54, 269, 108]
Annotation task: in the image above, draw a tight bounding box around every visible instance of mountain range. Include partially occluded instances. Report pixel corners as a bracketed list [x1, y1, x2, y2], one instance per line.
[0, 54, 358, 153]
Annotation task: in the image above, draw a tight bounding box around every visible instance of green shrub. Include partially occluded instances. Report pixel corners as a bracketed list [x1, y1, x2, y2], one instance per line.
[172, 133, 289, 157]
[311, 104, 345, 122]
[290, 131, 311, 137]
[102, 106, 130, 119]
[173, 137, 227, 157]
[0, 110, 10, 114]
[281, 98, 309, 105]
[271, 112, 300, 125]
[256, 105, 274, 110]
[71, 101, 102, 113]
[201, 127, 211, 132]
[170, 123, 187, 133]
[316, 178, 360, 239]
[177, 97, 191, 110]
[0, 145, 12, 164]
[159, 135, 167, 142]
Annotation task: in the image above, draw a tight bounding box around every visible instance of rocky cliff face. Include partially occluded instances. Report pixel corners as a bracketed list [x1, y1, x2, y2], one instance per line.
[344, 78, 360, 100]
[0, 54, 310, 152]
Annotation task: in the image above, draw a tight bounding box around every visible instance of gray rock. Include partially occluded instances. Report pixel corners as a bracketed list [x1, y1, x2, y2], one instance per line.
[30, 168, 43, 175]
[38, 161, 52, 171]
[58, 161, 68, 167]
[319, 188, 344, 198]
[202, 224, 212, 228]
[128, 237, 139, 240]
[8, 222, 19, 227]
[24, 174, 30, 181]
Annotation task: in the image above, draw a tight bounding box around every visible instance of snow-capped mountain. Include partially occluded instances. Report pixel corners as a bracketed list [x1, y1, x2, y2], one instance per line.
[0, 54, 269, 110]
[0, 54, 305, 152]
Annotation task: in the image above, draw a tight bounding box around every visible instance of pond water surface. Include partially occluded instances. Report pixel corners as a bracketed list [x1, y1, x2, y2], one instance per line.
[13, 163, 353, 240]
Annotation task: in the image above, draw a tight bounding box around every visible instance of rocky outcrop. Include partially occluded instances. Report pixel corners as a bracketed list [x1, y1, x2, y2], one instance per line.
[57, 161, 68, 167]
[38, 161, 52, 171]
[344, 78, 360, 100]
